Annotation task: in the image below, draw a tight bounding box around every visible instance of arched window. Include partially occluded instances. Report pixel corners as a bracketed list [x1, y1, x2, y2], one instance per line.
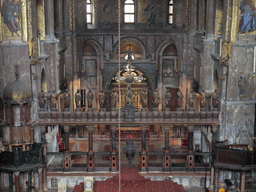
[124, 0, 134, 23]
[168, 0, 173, 24]
[87, 0, 92, 24]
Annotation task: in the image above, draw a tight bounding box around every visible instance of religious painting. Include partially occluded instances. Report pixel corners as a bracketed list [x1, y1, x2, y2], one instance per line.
[0, 0, 22, 40]
[238, 0, 256, 34]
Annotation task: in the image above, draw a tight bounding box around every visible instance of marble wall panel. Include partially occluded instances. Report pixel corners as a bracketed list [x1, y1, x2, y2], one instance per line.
[220, 103, 254, 145]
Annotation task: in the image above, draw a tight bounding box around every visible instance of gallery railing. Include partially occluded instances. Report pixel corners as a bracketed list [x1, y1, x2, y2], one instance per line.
[214, 145, 256, 169]
[0, 144, 44, 167]
[38, 110, 220, 124]
[46, 151, 211, 172]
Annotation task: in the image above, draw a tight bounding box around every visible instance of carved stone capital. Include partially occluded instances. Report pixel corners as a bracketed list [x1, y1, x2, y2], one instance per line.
[163, 125, 171, 132]
[187, 125, 194, 132]
[38, 168, 43, 173]
[40, 126, 46, 133]
[63, 125, 70, 133]
[111, 126, 117, 132]
[141, 125, 147, 132]
[14, 172, 20, 176]
[212, 125, 218, 133]
[87, 125, 95, 133]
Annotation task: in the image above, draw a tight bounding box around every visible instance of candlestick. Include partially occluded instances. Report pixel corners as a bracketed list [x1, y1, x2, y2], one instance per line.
[254, 46, 256, 73]
[219, 38, 222, 58]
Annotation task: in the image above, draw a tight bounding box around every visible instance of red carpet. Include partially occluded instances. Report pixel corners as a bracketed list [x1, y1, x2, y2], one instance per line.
[93, 167, 185, 192]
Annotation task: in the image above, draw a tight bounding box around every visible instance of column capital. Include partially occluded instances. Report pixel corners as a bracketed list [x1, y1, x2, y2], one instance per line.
[163, 124, 171, 131]
[63, 125, 70, 133]
[212, 125, 219, 133]
[87, 125, 95, 133]
[188, 125, 194, 132]
[111, 125, 117, 132]
[14, 172, 20, 176]
[40, 126, 46, 133]
[141, 125, 147, 132]
[38, 168, 43, 173]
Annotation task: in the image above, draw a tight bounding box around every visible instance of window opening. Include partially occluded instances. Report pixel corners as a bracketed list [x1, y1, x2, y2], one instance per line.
[124, 0, 134, 23]
[87, 0, 92, 24]
[168, 0, 173, 24]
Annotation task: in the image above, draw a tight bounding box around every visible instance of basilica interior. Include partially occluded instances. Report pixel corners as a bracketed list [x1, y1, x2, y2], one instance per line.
[0, 0, 256, 192]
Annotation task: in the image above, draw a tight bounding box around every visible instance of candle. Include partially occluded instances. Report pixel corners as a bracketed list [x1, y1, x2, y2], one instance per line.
[254, 46, 256, 73]
[219, 38, 222, 58]
[194, 65, 196, 79]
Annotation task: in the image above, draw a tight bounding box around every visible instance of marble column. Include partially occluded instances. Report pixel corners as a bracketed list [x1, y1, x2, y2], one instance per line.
[186, 125, 195, 171]
[9, 172, 13, 192]
[140, 125, 147, 172]
[214, 168, 219, 192]
[240, 172, 246, 192]
[27, 171, 32, 192]
[87, 126, 95, 172]
[43, 168, 47, 191]
[63, 125, 70, 152]
[38, 168, 43, 192]
[111, 126, 118, 172]
[209, 166, 215, 191]
[14, 172, 20, 192]
[141, 126, 147, 151]
[164, 125, 170, 150]
[40, 126, 47, 153]
[188, 125, 194, 152]
[34, 123, 42, 144]
[206, 0, 215, 38]
[210, 125, 218, 190]
[63, 125, 71, 169]
[0, 172, 1, 191]
[111, 126, 117, 152]
[163, 125, 171, 172]
[45, 0, 55, 39]
[212, 125, 218, 143]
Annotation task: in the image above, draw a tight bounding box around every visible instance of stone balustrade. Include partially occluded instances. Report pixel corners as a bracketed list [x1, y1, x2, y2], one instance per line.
[38, 110, 220, 125]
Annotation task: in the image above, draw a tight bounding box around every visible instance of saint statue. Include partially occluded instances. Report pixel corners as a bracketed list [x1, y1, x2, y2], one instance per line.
[177, 89, 183, 108]
[141, 89, 148, 108]
[238, 75, 247, 95]
[111, 91, 117, 108]
[220, 40, 233, 64]
[99, 89, 105, 108]
[212, 89, 219, 109]
[87, 90, 94, 109]
[50, 90, 58, 110]
[164, 90, 172, 108]
[153, 89, 160, 108]
[188, 91, 195, 109]
[38, 90, 45, 109]
[200, 89, 211, 109]
[28, 37, 38, 59]
[75, 89, 81, 109]
[144, 4, 157, 28]
[64, 89, 70, 110]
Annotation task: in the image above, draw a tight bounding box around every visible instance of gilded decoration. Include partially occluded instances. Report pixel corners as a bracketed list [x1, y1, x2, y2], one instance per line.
[231, 0, 256, 42]
[225, 0, 233, 40]
[220, 40, 233, 65]
[215, 2, 224, 39]
[27, 0, 32, 41]
[21, 0, 27, 42]
[0, 0, 22, 41]
[36, 0, 45, 40]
